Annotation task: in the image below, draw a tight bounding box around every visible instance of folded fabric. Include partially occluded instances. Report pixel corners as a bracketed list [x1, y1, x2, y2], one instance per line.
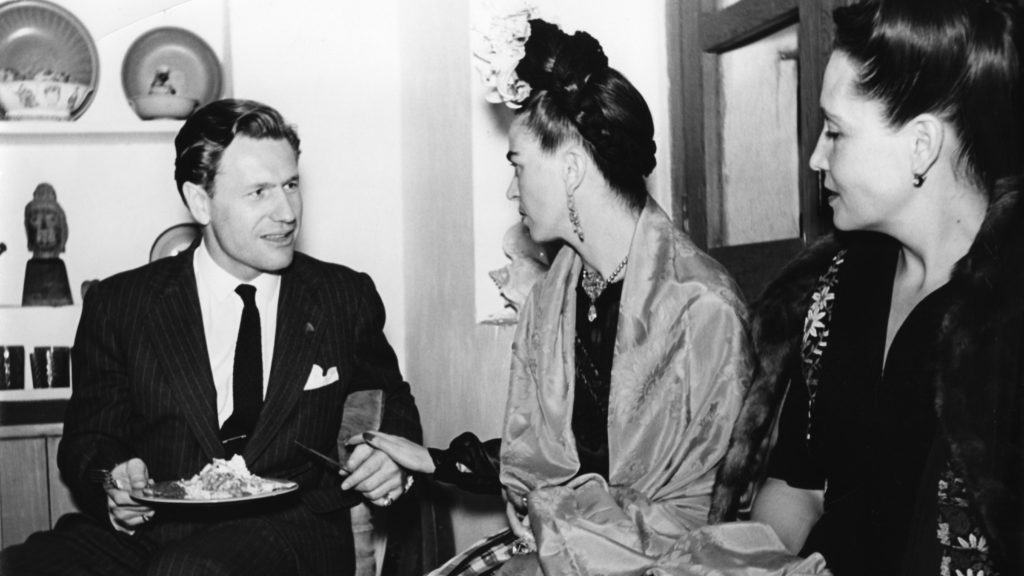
[651, 522, 831, 576]
[506, 475, 831, 576]
[303, 364, 339, 391]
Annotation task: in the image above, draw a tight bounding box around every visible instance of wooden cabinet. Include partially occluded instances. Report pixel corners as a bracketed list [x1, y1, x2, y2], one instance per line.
[0, 424, 78, 548]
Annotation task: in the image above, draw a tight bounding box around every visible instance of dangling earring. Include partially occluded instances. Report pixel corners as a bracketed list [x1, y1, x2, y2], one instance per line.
[912, 173, 926, 188]
[567, 188, 584, 243]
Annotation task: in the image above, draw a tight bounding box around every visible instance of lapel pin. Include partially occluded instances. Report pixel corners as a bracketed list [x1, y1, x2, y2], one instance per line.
[304, 322, 315, 334]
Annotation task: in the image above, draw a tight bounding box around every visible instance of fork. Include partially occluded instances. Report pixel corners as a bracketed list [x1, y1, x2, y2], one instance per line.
[87, 468, 120, 491]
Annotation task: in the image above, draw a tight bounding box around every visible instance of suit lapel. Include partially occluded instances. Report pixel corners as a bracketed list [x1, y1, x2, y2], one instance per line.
[245, 257, 323, 464]
[146, 248, 223, 460]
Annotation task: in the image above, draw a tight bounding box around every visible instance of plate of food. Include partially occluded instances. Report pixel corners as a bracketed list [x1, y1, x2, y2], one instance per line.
[131, 455, 298, 505]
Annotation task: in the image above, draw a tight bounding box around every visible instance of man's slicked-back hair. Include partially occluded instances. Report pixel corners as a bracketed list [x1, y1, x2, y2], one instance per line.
[173, 99, 301, 202]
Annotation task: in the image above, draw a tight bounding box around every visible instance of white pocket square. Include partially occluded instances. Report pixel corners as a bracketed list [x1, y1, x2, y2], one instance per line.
[303, 364, 339, 391]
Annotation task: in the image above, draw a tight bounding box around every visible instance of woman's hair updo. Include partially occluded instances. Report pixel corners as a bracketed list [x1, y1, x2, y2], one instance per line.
[834, 0, 1022, 194]
[515, 19, 656, 211]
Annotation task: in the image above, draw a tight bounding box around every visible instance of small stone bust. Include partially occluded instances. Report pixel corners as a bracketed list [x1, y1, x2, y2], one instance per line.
[24, 183, 68, 259]
[22, 183, 72, 305]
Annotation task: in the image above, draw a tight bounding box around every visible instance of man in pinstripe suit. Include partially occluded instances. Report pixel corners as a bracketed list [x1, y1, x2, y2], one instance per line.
[0, 99, 421, 576]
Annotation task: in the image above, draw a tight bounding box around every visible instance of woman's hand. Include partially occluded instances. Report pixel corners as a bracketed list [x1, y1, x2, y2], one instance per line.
[504, 496, 536, 554]
[750, 477, 824, 554]
[505, 500, 532, 540]
[356, 431, 436, 474]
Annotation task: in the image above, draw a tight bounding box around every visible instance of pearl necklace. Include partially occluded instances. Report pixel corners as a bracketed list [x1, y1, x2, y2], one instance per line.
[580, 255, 629, 322]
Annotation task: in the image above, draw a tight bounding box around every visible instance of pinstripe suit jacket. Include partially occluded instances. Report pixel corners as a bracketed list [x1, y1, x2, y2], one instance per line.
[57, 245, 421, 534]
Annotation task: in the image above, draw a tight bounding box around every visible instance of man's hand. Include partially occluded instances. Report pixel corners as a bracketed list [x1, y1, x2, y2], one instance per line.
[339, 443, 410, 507]
[107, 457, 155, 531]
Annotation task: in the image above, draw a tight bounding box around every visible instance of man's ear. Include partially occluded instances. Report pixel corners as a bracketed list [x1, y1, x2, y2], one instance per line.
[909, 113, 944, 181]
[182, 182, 211, 225]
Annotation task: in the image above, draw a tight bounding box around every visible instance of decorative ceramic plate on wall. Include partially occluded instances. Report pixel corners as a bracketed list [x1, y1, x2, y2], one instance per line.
[122, 26, 222, 117]
[0, 0, 98, 120]
[149, 223, 201, 262]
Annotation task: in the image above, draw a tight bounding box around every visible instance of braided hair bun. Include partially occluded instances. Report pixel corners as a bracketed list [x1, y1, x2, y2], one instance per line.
[514, 19, 656, 210]
[516, 20, 608, 109]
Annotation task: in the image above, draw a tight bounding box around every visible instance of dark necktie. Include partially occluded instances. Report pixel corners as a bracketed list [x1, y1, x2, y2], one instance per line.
[220, 284, 263, 457]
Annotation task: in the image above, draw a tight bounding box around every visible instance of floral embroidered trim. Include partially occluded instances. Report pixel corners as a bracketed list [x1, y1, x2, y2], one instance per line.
[800, 249, 846, 443]
[937, 460, 997, 576]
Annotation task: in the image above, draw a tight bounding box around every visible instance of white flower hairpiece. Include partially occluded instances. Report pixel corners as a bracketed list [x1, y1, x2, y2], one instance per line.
[472, 0, 538, 109]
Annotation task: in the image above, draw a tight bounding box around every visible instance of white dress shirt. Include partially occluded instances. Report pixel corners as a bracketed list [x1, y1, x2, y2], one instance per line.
[110, 243, 283, 533]
[193, 241, 281, 426]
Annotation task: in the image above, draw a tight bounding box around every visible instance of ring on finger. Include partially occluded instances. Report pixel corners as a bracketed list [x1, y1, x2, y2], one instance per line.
[380, 496, 394, 507]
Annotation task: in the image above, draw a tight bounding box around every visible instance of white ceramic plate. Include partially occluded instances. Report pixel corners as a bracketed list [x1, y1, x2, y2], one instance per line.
[0, 0, 98, 119]
[121, 27, 222, 106]
[149, 223, 201, 262]
[131, 478, 298, 506]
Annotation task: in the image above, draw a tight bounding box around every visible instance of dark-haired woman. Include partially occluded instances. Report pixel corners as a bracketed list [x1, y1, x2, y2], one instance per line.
[710, 0, 1024, 574]
[354, 19, 755, 575]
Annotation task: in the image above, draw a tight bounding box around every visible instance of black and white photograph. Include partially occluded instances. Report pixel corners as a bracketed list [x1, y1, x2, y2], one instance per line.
[0, 1, 1020, 575]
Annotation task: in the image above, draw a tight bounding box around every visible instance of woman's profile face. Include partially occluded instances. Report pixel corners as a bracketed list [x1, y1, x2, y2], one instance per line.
[505, 118, 568, 243]
[810, 51, 915, 233]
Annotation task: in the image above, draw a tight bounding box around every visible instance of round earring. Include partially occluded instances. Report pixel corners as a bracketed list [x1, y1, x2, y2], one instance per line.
[567, 189, 584, 243]
[913, 173, 926, 188]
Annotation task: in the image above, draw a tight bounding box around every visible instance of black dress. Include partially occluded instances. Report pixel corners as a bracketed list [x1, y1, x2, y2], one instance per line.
[429, 274, 622, 492]
[767, 234, 953, 575]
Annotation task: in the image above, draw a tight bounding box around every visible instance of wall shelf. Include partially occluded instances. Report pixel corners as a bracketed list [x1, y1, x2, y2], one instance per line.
[0, 305, 81, 396]
[0, 119, 183, 136]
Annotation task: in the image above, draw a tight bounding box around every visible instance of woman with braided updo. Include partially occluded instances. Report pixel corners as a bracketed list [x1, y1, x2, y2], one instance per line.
[350, 19, 782, 575]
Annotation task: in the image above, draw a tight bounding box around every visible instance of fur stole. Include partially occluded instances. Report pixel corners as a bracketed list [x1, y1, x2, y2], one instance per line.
[709, 187, 1024, 569]
[935, 185, 1024, 570]
[707, 233, 842, 523]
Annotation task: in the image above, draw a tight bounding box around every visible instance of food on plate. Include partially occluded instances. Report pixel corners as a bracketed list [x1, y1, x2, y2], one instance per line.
[144, 455, 295, 500]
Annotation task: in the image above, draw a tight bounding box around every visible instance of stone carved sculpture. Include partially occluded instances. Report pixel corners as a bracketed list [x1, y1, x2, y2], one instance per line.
[23, 183, 72, 305]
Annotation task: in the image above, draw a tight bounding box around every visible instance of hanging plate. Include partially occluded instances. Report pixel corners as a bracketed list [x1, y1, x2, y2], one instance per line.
[122, 26, 222, 108]
[0, 0, 99, 120]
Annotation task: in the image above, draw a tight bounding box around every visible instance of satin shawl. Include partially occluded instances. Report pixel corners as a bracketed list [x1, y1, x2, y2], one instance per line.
[498, 199, 757, 574]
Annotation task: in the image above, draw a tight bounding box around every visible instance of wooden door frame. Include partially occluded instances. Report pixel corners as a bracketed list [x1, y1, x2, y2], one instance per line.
[668, 0, 846, 296]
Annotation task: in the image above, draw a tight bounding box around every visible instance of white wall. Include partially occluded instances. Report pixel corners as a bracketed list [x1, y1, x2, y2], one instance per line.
[228, 0, 406, 357]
